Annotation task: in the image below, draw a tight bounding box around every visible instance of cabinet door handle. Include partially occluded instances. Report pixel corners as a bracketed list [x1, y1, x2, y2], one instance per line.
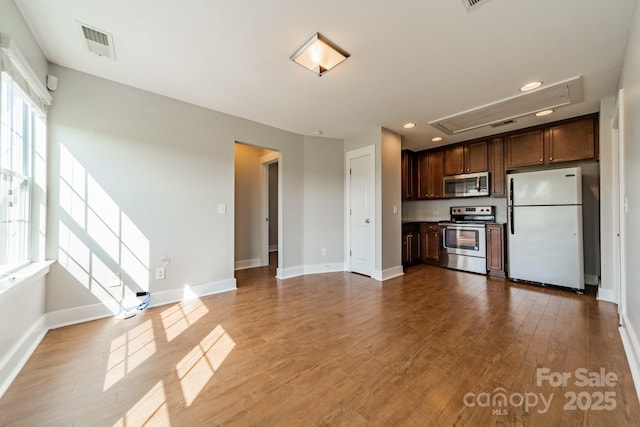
[550, 157, 553, 160]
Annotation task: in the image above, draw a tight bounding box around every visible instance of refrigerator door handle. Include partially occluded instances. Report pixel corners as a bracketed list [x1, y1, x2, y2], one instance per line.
[510, 207, 515, 235]
[509, 177, 514, 206]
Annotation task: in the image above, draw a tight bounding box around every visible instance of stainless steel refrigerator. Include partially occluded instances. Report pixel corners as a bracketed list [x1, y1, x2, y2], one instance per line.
[507, 166, 584, 290]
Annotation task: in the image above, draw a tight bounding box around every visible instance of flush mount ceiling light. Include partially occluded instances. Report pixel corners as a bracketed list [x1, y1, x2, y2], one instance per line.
[290, 32, 349, 76]
[432, 137, 443, 142]
[535, 109, 554, 117]
[520, 81, 543, 92]
[403, 122, 416, 129]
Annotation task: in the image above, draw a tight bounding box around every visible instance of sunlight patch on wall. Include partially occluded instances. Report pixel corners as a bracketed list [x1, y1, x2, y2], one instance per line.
[176, 325, 236, 407]
[59, 145, 86, 226]
[113, 380, 170, 427]
[57, 143, 151, 316]
[160, 297, 209, 342]
[58, 221, 90, 287]
[104, 320, 157, 391]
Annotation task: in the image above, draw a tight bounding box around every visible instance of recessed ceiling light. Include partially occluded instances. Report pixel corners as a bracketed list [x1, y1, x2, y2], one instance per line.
[432, 137, 443, 142]
[403, 122, 416, 129]
[535, 109, 554, 117]
[520, 81, 543, 92]
[313, 130, 323, 135]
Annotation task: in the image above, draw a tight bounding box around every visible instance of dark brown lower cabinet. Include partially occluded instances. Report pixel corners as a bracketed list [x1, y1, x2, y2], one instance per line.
[486, 224, 506, 277]
[402, 223, 419, 265]
[420, 222, 440, 264]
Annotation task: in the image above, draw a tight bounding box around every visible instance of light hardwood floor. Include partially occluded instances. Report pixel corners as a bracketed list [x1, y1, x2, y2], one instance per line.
[1, 263, 639, 426]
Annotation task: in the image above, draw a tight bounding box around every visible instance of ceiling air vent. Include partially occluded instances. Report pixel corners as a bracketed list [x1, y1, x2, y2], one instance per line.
[461, 0, 492, 11]
[77, 22, 115, 60]
[429, 76, 583, 135]
[491, 119, 516, 128]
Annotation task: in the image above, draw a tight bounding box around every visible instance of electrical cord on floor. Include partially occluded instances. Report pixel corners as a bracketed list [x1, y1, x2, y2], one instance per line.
[136, 292, 151, 310]
[116, 291, 151, 320]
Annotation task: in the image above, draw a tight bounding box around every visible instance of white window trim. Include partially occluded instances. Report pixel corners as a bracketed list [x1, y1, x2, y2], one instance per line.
[0, 33, 52, 292]
[0, 33, 51, 113]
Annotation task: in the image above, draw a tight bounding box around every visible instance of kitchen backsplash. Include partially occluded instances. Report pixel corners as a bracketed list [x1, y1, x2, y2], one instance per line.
[403, 197, 508, 223]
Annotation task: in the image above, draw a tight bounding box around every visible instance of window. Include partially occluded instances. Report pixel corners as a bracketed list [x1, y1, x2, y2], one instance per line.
[0, 72, 45, 274]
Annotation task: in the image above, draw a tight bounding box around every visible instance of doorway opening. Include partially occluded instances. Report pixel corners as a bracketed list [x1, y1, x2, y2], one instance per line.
[234, 142, 280, 284]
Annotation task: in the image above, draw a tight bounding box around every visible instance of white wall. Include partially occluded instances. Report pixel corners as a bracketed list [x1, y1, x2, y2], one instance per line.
[599, 96, 618, 298]
[302, 136, 344, 270]
[45, 64, 326, 318]
[0, 0, 48, 84]
[381, 129, 402, 275]
[619, 0, 640, 390]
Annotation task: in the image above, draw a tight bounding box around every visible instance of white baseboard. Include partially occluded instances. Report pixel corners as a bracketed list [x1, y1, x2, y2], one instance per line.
[47, 303, 115, 330]
[234, 258, 262, 270]
[619, 313, 640, 403]
[276, 263, 346, 280]
[0, 315, 48, 398]
[302, 263, 345, 276]
[277, 263, 401, 282]
[149, 278, 237, 307]
[597, 287, 618, 304]
[373, 265, 404, 281]
[47, 278, 238, 328]
[276, 265, 304, 280]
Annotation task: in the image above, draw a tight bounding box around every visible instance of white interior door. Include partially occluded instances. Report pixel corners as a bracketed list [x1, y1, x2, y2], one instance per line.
[349, 152, 373, 276]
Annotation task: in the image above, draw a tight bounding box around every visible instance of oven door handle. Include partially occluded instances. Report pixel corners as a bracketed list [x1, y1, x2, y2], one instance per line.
[441, 226, 448, 249]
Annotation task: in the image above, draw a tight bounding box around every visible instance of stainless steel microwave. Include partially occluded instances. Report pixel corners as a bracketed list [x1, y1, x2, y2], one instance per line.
[443, 171, 490, 198]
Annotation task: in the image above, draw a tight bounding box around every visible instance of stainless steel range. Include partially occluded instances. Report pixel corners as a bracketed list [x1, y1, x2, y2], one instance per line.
[438, 206, 495, 274]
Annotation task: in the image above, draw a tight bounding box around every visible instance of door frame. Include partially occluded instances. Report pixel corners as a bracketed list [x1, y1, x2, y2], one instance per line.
[260, 151, 279, 268]
[345, 145, 376, 275]
[613, 89, 627, 319]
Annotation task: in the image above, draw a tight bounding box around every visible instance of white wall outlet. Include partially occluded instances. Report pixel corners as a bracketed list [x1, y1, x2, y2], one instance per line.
[393, 205, 398, 214]
[321, 248, 328, 256]
[218, 203, 227, 214]
[155, 267, 165, 280]
[432, 211, 439, 216]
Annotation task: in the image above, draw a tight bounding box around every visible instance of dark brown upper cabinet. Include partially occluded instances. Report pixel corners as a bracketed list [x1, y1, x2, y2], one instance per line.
[506, 115, 597, 169]
[401, 150, 417, 200]
[417, 150, 444, 199]
[488, 137, 506, 197]
[443, 140, 488, 176]
[546, 117, 597, 164]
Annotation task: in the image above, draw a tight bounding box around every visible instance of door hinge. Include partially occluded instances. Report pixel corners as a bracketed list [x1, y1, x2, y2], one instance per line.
[349, 168, 352, 175]
[350, 250, 352, 256]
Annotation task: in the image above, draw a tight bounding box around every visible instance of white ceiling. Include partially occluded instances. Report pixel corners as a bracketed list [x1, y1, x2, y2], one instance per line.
[14, 0, 637, 151]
